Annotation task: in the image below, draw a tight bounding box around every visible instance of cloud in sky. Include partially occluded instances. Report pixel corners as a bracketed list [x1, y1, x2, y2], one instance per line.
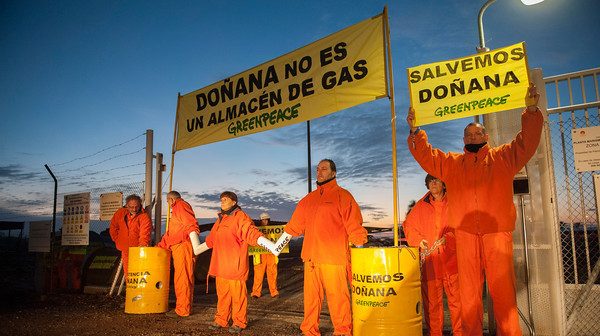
[207, 99, 468, 224]
[3, 0, 597, 225]
[182, 184, 388, 225]
[0, 164, 43, 183]
[264, 102, 466, 180]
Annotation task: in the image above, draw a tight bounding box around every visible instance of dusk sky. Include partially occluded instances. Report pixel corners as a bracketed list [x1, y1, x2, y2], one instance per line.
[1, 0, 599, 228]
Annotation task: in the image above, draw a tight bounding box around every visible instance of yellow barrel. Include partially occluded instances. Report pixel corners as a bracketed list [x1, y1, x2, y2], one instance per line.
[125, 247, 171, 314]
[351, 247, 422, 336]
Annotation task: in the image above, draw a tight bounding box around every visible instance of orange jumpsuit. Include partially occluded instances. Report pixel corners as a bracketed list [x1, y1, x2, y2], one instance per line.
[403, 192, 462, 336]
[157, 198, 199, 317]
[205, 207, 263, 329]
[57, 247, 86, 291]
[285, 179, 367, 336]
[251, 252, 279, 298]
[109, 207, 152, 278]
[408, 108, 543, 336]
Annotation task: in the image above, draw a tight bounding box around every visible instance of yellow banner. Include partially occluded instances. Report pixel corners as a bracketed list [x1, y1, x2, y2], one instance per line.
[249, 225, 289, 255]
[175, 14, 386, 151]
[407, 42, 530, 126]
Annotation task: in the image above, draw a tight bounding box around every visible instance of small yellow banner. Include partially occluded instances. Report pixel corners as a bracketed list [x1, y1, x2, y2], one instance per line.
[407, 42, 530, 126]
[249, 225, 289, 255]
[176, 13, 387, 151]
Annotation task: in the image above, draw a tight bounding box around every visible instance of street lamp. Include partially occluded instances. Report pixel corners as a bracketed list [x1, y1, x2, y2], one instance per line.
[477, 0, 545, 53]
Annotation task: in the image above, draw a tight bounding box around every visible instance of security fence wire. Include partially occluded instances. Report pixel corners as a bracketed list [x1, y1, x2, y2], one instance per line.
[545, 68, 600, 336]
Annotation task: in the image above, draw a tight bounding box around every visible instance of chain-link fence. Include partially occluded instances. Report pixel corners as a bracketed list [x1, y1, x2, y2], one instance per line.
[545, 68, 600, 336]
[56, 180, 146, 240]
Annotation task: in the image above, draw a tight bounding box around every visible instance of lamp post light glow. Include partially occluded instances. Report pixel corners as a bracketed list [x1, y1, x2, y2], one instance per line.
[477, 0, 545, 52]
[521, 0, 544, 5]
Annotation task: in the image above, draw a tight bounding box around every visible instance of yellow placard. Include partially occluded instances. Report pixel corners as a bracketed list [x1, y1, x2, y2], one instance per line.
[176, 13, 386, 151]
[249, 225, 289, 255]
[407, 42, 530, 126]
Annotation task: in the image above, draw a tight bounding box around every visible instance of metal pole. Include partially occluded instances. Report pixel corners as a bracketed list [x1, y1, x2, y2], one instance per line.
[475, 2, 497, 331]
[383, 6, 400, 247]
[167, 94, 182, 231]
[44, 164, 58, 238]
[154, 153, 165, 244]
[117, 270, 125, 296]
[477, 0, 496, 53]
[108, 258, 123, 297]
[307, 121, 312, 193]
[519, 195, 536, 336]
[475, 0, 496, 124]
[144, 129, 153, 218]
[44, 164, 58, 293]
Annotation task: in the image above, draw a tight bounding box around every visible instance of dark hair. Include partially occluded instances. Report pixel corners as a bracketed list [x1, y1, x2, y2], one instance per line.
[463, 122, 487, 136]
[125, 194, 142, 204]
[319, 159, 336, 172]
[167, 190, 181, 199]
[220, 191, 238, 203]
[424, 174, 445, 190]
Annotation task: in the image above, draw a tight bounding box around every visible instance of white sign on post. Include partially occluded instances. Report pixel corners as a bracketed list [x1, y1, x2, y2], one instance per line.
[28, 220, 52, 252]
[62, 192, 90, 246]
[99, 192, 123, 221]
[572, 126, 600, 172]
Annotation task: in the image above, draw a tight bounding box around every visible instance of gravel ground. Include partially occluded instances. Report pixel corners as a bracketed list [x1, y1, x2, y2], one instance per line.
[0, 256, 334, 336]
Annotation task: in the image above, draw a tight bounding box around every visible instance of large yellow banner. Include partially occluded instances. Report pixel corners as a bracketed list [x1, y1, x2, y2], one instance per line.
[407, 42, 530, 126]
[175, 14, 386, 151]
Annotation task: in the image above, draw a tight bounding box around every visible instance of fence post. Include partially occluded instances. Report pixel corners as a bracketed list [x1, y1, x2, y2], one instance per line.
[145, 130, 153, 218]
[155, 153, 165, 243]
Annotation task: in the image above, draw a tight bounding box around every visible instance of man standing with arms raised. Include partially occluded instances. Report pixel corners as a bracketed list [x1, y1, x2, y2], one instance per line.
[406, 83, 543, 335]
[275, 159, 368, 336]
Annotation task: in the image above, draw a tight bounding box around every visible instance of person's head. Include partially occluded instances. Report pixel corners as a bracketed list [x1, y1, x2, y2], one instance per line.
[463, 122, 489, 145]
[259, 212, 270, 225]
[220, 191, 238, 211]
[125, 194, 142, 215]
[425, 174, 445, 195]
[166, 190, 181, 207]
[317, 159, 337, 184]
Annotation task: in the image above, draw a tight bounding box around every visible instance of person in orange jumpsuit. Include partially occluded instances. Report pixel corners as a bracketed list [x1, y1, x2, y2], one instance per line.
[406, 83, 543, 336]
[283, 159, 368, 336]
[251, 212, 280, 299]
[205, 191, 269, 334]
[157, 190, 200, 318]
[56, 247, 86, 291]
[109, 194, 152, 280]
[403, 174, 462, 336]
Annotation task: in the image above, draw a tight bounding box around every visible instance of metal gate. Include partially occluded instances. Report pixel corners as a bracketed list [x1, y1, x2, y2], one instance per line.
[545, 68, 600, 336]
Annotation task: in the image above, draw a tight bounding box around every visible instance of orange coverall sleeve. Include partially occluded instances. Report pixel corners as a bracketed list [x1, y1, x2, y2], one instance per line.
[284, 200, 307, 237]
[159, 200, 199, 249]
[236, 213, 263, 246]
[205, 228, 215, 249]
[173, 200, 200, 238]
[403, 207, 425, 247]
[109, 208, 127, 250]
[109, 214, 120, 242]
[407, 131, 454, 183]
[340, 191, 367, 246]
[498, 108, 544, 174]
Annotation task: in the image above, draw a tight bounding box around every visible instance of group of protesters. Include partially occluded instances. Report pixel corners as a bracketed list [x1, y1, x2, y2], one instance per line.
[109, 83, 542, 336]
